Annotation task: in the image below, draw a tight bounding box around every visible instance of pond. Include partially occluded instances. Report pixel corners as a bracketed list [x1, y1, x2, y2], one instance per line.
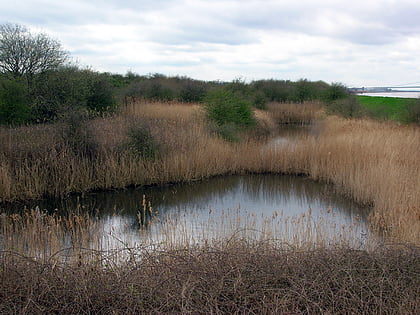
[2, 173, 373, 249]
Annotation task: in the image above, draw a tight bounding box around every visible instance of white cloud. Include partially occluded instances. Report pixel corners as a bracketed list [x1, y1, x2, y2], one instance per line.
[1, 0, 420, 86]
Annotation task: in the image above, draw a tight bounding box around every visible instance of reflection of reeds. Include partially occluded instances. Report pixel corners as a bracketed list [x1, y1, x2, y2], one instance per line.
[1, 208, 418, 313]
[147, 206, 372, 251]
[0, 207, 101, 262]
[1, 202, 373, 263]
[1, 101, 419, 242]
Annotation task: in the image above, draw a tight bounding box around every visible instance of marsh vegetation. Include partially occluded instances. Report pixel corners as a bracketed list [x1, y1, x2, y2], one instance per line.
[1, 98, 419, 312]
[1, 24, 419, 313]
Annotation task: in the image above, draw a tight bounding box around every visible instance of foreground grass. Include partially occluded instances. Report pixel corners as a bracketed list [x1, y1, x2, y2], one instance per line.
[1, 242, 419, 314]
[1, 206, 418, 314]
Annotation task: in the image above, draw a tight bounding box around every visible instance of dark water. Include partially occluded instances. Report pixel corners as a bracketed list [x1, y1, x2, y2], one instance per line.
[2, 174, 372, 247]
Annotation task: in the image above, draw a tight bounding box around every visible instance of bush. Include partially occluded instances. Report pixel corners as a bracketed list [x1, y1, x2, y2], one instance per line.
[326, 96, 365, 118]
[253, 91, 267, 110]
[204, 88, 256, 141]
[0, 77, 31, 125]
[294, 79, 315, 103]
[31, 67, 116, 122]
[402, 99, 420, 124]
[204, 88, 256, 127]
[323, 82, 349, 103]
[86, 73, 116, 113]
[126, 122, 160, 160]
[179, 81, 207, 103]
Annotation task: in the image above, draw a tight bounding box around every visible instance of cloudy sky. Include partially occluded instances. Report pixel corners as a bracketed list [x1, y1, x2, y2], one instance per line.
[2, 0, 420, 87]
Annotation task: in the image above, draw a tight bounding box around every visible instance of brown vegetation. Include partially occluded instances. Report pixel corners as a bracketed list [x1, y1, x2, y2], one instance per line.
[266, 101, 323, 125]
[1, 101, 420, 313]
[1, 241, 419, 314]
[0, 100, 419, 243]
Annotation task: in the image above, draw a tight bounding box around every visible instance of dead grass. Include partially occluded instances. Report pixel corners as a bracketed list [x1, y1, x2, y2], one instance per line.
[267, 101, 324, 125]
[0, 101, 419, 243]
[1, 241, 418, 314]
[305, 117, 420, 243]
[1, 101, 419, 313]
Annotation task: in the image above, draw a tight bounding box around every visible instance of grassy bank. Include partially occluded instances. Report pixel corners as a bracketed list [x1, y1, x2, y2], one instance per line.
[357, 95, 420, 122]
[1, 101, 419, 243]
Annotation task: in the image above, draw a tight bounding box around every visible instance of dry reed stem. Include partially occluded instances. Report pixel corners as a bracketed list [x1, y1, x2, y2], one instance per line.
[0, 101, 419, 243]
[1, 241, 418, 314]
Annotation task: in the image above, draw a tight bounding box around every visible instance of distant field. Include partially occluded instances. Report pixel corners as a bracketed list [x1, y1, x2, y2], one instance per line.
[356, 95, 417, 121]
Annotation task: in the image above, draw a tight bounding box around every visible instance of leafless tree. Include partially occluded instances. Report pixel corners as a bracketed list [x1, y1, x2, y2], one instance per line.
[0, 23, 68, 79]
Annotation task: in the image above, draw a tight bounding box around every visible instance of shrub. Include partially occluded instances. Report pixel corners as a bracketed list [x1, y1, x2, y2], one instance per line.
[204, 88, 256, 127]
[0, 77, 31, 125]
[179, 81, 207, 103]
[253, 91, 268, 110]
[126, 122, 160, 160]
[31, 67, 116, 122]
[204, 88, 256, 141]
[323, 82, 349, 103]
[402, 99, 420, 124]
[326, 96, 365, 118]
[294, 79, 315, 103]
[86, 73, 116, 113]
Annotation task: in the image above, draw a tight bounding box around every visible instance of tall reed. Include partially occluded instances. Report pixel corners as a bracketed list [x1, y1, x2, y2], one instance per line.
[1, 101, 419, 243]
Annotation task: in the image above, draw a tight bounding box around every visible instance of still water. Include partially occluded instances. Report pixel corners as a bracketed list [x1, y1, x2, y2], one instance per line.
[3, 174, 372, 248]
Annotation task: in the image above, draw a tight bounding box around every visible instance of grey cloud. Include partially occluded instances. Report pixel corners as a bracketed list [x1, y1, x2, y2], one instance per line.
[151, 24, 257, 46]
[220, 1, 420, 46]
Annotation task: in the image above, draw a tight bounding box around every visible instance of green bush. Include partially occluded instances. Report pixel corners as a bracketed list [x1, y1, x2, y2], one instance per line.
[253, 91, 268, 110]
[179, 81, 207, 103]
[31, 67, 116, 121]
[0, 78, 31, 125]
[323, 83, 349, 103]
[293, 79, 316, 103]
[204, 89, 256, 127]
[402, 99, 420, 124]
[126, 123, 160, 160]
[204, 88, 256, 141]
[86, 73, 116, 113]
[326, 96, 365, 118]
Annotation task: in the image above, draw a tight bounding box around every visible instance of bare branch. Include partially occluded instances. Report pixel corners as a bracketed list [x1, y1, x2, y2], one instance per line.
[0, 23, 68, 78]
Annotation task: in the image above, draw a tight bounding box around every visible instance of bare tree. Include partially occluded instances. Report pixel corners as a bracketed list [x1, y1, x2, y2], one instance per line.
[0, 23, 68, 79]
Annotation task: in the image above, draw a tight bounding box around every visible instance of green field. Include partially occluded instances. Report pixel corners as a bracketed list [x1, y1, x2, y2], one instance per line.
[356, 95, 419, 122]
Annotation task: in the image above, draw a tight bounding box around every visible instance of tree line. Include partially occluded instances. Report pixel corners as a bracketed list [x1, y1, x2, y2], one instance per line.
[0, 23, 348, 126]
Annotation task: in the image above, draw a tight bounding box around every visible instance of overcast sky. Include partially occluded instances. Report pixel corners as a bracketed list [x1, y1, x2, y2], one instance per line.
[2, 0, 420, 87]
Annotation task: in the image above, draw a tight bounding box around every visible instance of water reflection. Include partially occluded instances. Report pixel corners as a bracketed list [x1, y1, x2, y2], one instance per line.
[2, 174, 371, 248]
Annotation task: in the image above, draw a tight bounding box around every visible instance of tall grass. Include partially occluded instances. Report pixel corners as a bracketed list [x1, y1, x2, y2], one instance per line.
[1, 208, 419, 313]
[267, 101, 323, 125]
[0, 100, 419, 243]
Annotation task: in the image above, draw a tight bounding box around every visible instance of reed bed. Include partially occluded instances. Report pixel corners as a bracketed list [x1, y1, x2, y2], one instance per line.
[0, 202, 371, 263]
[1, 205, 419, 313]
[0, 101, 419, 243]
[1, 101, 419, 313]
[266, 101, 324, 125]
[1, 236, 418, 313]
[305, 117, 420, 243]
